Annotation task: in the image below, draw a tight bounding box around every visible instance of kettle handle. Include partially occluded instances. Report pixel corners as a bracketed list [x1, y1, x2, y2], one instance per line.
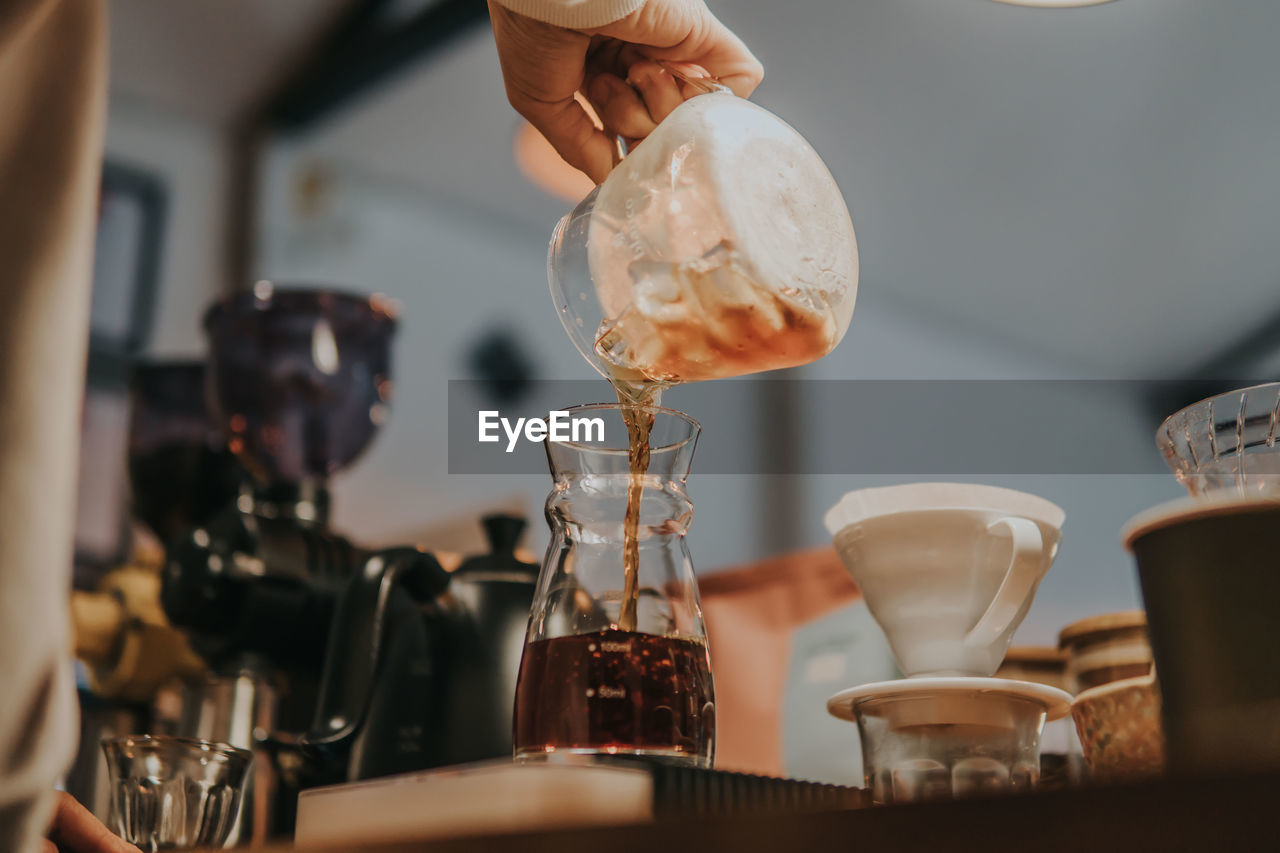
[305, 548, 449, 746]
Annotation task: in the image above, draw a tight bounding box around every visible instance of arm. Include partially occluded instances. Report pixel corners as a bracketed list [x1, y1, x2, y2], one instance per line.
[0, 0, 108, 850]
[493, 0, 648, 29]
[488, 0, 762, 182]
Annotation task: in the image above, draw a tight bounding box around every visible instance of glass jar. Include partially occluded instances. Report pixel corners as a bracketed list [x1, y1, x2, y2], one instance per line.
[1058, 611, 1153, 695]
[513, 404, 714, 767]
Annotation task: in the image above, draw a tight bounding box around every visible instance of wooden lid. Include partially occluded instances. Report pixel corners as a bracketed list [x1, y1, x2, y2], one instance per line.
[1001, 646, 1068, 668]
[1058, 610, 1147, 647]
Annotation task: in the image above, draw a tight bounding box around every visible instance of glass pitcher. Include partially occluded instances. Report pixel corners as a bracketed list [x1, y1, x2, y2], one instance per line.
[1156, 381, 1280, 498]
[514, 404, 714, 767]
[549, 77, 859, 388]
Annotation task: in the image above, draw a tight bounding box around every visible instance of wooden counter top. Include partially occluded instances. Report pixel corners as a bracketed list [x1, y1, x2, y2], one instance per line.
[253, 769, 1280, 852]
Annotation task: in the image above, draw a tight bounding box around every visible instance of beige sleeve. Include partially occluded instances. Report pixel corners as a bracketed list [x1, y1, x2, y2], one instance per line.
[0, 0, 108, 850]
[491, 0, 647, 29]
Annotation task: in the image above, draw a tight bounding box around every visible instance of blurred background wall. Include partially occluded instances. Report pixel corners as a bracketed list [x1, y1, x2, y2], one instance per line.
[104, 100, 229, 357]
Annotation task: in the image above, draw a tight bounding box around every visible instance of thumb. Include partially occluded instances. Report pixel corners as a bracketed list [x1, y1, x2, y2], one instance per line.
[47, 791, 142, 852]
[489, 3, 618, 183]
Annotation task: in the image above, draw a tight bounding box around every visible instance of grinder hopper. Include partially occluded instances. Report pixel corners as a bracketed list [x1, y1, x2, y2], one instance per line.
[202, 282, 398, 522]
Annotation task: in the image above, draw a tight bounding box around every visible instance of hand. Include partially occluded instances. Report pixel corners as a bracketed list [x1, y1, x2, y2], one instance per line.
[42, 791, 140, 853]
[489, 0, 763, 183]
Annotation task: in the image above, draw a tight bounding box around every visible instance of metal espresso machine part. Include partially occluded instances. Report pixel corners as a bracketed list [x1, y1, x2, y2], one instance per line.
[159, 284, 538, 840]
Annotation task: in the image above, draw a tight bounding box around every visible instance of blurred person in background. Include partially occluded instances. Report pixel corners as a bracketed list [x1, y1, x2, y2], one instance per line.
[0, 0, 756, 850]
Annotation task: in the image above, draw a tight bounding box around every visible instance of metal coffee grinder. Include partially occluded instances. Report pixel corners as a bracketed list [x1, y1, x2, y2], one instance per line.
[159, 284, 403, 838]
[162, 284, 400, 680]
[160, 284, 537, 839]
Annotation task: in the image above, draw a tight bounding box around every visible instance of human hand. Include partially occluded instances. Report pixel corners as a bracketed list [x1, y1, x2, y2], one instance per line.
[41, 791, 140, 853]
[489, 0, 763, 183]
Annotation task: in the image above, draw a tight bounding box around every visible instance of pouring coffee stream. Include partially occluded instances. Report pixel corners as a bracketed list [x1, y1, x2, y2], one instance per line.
[610, 378, 663, 633]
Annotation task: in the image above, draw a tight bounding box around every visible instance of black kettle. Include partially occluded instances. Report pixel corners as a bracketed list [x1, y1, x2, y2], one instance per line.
[444, 514, 541, 757]
[304, 514, 538, 782]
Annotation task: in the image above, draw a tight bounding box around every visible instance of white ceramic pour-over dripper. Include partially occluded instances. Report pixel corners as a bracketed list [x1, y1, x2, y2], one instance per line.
[824, 484, 1065, 678]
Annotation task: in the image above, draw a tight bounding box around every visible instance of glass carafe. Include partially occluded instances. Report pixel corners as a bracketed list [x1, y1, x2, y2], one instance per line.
[514, 404, 714, 767]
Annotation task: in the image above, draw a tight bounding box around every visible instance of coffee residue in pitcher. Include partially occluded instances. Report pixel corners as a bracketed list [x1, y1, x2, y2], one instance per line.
[595, 241, 839, 386]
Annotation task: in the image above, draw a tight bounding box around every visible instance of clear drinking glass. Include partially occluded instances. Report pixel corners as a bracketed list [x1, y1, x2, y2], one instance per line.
[514, 404, 715, 767]
[102, 735, 252, 851]
[1157, 382, 1280, 498]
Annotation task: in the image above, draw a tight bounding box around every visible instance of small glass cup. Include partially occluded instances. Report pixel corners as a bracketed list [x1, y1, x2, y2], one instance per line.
[102, 735, 252, 851]
[1057, 610, 1153, 695]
